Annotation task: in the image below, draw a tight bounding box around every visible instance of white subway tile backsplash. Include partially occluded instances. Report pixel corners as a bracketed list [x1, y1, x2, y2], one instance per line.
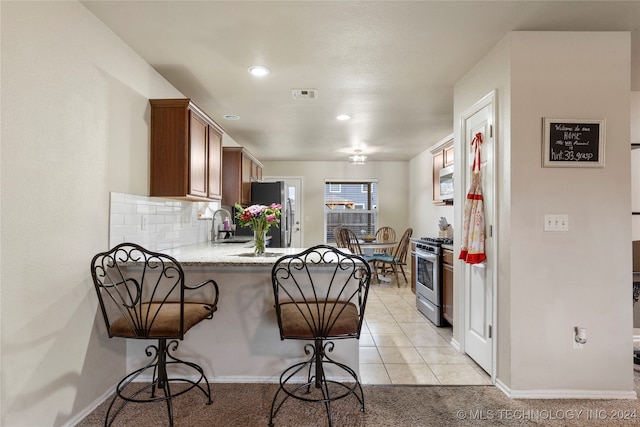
[124, 214, 141, 225]
[136, 204, 157, 215]
[157, 205, 179, 214]
[110, 193, 126, 203]
[110, 213, 125, 226]
[109, 192, 221, 251]
[110, 202, 136, 215]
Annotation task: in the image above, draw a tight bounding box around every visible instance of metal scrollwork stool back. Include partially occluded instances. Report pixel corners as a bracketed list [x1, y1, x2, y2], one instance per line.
[90, 243, 219, 426]
[269, 245, 372, 427]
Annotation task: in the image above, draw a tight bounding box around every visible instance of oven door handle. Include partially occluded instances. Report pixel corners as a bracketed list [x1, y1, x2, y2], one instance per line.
[415, 250, 439, 261]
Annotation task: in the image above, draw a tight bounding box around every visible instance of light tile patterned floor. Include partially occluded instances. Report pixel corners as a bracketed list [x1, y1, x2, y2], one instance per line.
[359, 277, 491, 385]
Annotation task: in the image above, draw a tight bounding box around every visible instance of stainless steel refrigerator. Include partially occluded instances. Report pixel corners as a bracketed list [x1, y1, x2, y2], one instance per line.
[236, 181, 291, 248]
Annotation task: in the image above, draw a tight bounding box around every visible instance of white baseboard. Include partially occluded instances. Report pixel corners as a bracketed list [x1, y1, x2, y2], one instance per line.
[62, 376, 276, 426]
[64, 384, 116, 427]
[450, 337, 461, 352]
[495, 378, 637, 400]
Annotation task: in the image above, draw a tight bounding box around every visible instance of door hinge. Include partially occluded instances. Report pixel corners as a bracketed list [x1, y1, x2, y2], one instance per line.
[488, 325, 492, 339]
[489, 124, 493, 138]
[488, 225, 493, 237]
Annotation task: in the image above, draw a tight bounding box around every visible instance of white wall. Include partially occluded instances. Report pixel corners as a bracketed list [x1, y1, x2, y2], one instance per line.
[408, 135, 454, 239]
[2, 4, 636, 424]
[453, 34, 513, 384]
[1, 2, 184, 425]
[264, 161, 411, 245]
[455, 32, 633, 396]
[632, 92, 640, 240]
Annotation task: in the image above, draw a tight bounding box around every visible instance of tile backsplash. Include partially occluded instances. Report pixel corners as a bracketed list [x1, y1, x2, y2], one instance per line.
[109, 192, 221, 251]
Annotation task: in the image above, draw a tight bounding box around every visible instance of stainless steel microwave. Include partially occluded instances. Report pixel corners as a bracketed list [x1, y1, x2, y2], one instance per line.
[439, 166, 454, 201]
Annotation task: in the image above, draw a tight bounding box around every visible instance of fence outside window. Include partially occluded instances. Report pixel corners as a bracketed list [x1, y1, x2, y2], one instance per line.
[325, 180, 377, 243]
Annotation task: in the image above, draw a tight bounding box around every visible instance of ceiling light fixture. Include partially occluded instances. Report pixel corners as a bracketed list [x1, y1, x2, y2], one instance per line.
[224, 114, 240, 120]
[336, 114, 351, 121]
[248, 65, 270, 77]
[348, 149, 367, 165]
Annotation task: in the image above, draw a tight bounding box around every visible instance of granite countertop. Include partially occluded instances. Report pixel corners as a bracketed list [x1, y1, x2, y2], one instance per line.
[161, 242, 303, 267]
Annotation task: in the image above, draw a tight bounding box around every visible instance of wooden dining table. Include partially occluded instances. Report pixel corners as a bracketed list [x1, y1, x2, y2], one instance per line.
[358, 240, 396, 256]
[357, 240, 397, 282]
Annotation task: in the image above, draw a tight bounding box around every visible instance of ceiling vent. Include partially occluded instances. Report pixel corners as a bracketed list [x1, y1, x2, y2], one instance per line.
[291, 89, 318, 100]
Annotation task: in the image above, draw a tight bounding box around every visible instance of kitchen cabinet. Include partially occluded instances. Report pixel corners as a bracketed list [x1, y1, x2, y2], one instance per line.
[431, 136, 454, 205]
[222, 147, 263, 206]
[442, 248, 454, 325]
[149, 99, 222, 201]
[443, 144, 454, 167]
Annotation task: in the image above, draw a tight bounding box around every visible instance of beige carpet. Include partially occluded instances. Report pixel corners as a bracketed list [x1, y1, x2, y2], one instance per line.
[77, 370, 640, 426]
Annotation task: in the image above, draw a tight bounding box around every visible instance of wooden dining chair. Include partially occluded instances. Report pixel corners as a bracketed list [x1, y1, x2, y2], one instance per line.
[340, 228, 381, 283]
[342, 228, 365, 256]
[373, 228, 413, 287]
[374, 226, 396, 254]
[333, 226, 346, 248]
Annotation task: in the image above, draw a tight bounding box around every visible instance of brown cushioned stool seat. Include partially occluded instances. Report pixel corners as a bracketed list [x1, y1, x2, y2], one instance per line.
[279, 301, 359, 338]
[109, 302, 213, 338]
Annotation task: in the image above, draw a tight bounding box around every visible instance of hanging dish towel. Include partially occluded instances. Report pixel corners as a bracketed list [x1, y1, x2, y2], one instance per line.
[459, 132, 487, 264]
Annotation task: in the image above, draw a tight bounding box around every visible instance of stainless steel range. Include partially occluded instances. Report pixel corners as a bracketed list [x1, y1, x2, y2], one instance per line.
[413, 237, 452, 326]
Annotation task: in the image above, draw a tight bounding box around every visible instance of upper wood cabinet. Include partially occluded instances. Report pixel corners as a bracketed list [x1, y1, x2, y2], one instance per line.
[431, 136, 454, 205]
[443, 144, 454, 167]
[222, 147, 263, 206]
[150, 99, 223, 201]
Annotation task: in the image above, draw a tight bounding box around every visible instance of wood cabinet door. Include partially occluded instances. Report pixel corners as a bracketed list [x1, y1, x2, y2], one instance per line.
[189, 112, 208, 198]
[444, 144, 454, 167]
[241, 153, 252, 205]
[207, 126, 222, 199]
[432, 150, 444, 202]
[251, 161, 262, 182]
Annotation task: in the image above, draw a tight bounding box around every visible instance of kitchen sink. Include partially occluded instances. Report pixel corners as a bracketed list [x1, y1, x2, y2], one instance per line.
[215, 238, 253, 244]
[236, 252, 284, 258]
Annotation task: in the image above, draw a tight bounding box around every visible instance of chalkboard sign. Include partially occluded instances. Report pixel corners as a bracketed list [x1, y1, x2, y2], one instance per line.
[543, 118, 605, 168]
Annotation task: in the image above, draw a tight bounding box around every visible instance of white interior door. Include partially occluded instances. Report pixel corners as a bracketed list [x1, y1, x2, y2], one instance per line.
[263, 176, 303, 248]
[461, 94, 495, 375]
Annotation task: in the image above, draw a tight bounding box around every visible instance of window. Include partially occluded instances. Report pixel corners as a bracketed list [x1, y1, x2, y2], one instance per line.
[329, 183, 342, 193]
[325, 180, 378, 243]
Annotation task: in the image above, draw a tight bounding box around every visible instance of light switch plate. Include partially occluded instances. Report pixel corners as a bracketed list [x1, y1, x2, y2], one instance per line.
[544, 214, 569, 232]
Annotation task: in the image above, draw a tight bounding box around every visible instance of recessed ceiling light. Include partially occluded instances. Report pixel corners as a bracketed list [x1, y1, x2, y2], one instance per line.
[248, 66, 270, 77]
[336, 114, 351, 121]
[224, 114, 240, 120]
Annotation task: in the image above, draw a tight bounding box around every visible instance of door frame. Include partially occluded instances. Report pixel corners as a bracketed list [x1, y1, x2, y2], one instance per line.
[457, 90, 498, 382]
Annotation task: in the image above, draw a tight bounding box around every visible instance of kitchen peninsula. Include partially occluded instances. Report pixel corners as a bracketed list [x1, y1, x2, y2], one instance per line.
[125, 242, 359, 383]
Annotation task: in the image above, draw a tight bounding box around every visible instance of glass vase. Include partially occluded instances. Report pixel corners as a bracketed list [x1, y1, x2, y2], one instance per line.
[253, 229, 267, 256]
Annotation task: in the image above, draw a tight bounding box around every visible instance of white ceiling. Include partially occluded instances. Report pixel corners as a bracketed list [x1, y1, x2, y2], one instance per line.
[82, 1, 640, 162]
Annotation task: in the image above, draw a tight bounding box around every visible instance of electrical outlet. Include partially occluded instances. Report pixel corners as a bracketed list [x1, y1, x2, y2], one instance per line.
[544, 214, 569, 232]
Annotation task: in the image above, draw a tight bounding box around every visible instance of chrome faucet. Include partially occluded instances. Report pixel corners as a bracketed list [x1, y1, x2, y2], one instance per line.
[211, 208, 232, 241]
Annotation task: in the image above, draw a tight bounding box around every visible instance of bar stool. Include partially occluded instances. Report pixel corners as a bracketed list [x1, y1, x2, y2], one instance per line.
[269, 245, 372, 426]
